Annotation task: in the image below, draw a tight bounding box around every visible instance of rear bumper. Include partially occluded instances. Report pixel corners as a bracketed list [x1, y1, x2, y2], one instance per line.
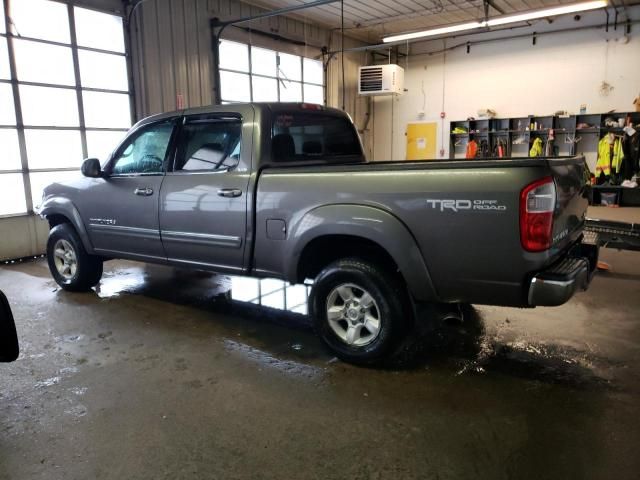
[528, 241, 599, 307]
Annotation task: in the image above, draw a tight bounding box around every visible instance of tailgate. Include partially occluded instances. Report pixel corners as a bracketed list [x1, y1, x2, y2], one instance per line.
[548, 157, 590, 248]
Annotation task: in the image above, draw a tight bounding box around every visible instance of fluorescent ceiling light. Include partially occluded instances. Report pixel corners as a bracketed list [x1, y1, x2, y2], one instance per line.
[382, 0, 608, 43]
[486, 0, 608, 26]
[382, 21, 484, 43]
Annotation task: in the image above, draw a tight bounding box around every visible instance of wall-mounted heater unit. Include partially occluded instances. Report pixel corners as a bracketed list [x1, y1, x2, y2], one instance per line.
[358, 64, 404, 96]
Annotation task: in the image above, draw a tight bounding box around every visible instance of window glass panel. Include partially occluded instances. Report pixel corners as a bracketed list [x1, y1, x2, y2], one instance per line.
[220, 71, 250, 102]
[175, 119, 242, 171]
[272, 112, 361, 162]
[279, 80, 302, 102]
[0, 38, 10, 79]
[278, 53, 301, 81]
[0, 83, 16, 125]
[86, 130, 126, 163]
[0, 1, 5, 35]
[0, 129, 21, 170]
[79, 50, 128, 91]
[304, 84, 324, 105]
[30, 170, 80, 209]
[110, 122, 173, 175]
[219, 40, 249, 72]
[252, 76, 278, 102]
[14, 39, 75, 86]
[0, 173, 27, 215]
[0, 128, 22, 170]
[83, 91, 131, 128]
[74, 7, 125, 53]
[20, 85, 78, 127]
[10, 0, 70, 43]
[25, 129, 83, 169]
[251, 47, 276, 77]
[303, 58, 323, 85]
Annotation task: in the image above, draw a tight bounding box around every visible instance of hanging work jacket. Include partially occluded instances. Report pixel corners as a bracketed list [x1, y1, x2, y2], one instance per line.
[595, 136, 624, 177]
[621, 131, 640, 180]
[466, 139, 478, 159]
[529, 137, 543, 157]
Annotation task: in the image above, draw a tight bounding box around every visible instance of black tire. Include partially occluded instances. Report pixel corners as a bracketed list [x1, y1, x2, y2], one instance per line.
[309, 257, 411, 366]
[47, 223, 103, 292]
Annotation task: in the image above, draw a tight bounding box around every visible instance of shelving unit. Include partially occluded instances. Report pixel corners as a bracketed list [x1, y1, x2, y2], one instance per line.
[449, 111, 640, 162]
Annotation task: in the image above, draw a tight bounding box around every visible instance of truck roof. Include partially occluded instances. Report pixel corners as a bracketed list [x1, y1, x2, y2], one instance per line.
[132, 103, 349, 131]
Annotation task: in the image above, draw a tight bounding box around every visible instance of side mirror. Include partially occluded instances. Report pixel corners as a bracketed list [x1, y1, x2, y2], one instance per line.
[0, 290, 19, 363]
[81, 158, 102, 178]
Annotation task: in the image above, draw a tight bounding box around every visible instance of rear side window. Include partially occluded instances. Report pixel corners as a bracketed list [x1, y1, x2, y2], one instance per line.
[271, 112, 361, 162]
[174, 117, 242, 172]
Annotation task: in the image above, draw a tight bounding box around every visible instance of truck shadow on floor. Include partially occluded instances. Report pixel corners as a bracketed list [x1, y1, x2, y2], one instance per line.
[93, 264, 614, 390]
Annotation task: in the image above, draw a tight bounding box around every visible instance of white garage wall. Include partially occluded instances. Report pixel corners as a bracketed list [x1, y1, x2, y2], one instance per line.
[371, 6, 640, 164]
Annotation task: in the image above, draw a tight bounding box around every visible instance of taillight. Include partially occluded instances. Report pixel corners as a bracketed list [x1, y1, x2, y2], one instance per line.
[520, 176, 556, 252]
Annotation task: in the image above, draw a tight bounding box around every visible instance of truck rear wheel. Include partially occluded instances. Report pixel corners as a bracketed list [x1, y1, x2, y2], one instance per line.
[47, 223, 103, 292]
[309, 258, 410, 366]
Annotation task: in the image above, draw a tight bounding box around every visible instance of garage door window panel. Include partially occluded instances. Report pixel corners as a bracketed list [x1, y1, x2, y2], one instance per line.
[109, 122, 174, 176]
[0, 38, 10, 80]
[303, 84, 323, 105]
[25, 129, 83, 170]
[0, 83, 16, 125]
[9, 0, 70, 44]
[19, 85, 79, 127]
[83, 91, 131, 128]
[303, 58, 323, 85]
[74, 7, 125, 53]
[220, 71, 251, 102]
[0, 173, 28, 216]
[252, 76, 278, 102]
[278, 53, 301, 82]
[0, 129, 21, 171]
[79, 50, 128, 91]
[14, 39, 75, 86]
[0, 2, 5, 35]
[219, 40, 249, 73]
[251, 47, 276, 77]
[279, 80, 302, 102]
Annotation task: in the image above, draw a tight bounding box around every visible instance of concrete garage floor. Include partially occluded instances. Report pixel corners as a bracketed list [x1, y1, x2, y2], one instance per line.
[1, 215, 639, 479]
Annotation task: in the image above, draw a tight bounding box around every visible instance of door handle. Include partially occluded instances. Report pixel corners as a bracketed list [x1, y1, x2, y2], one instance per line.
[134, 187, 153, 196]
[217, 188, 242, 198]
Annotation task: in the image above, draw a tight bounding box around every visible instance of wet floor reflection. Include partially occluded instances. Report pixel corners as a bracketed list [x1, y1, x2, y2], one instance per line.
[230, 276, 310, 314]
[86, 261, 626, 390]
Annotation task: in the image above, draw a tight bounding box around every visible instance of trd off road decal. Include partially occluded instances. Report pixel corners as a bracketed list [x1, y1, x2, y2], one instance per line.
[426, 199, 507, 212]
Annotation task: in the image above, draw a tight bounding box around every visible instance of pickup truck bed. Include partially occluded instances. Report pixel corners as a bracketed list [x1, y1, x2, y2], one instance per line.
[254, 156, 591, 307]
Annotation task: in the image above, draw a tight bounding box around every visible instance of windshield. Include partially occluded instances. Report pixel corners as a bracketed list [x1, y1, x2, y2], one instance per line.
[271, 112, 362, 162]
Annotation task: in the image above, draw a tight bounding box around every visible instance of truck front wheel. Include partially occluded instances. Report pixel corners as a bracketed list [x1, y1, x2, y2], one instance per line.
[309, 258, 410, 365]
[47, 223, 103, 292]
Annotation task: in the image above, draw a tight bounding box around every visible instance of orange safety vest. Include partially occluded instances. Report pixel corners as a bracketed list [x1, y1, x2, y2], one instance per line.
[466, 139, 478, 159]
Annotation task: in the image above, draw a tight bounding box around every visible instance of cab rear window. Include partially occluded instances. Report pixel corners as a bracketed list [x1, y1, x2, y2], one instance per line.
[271, 112, 362, 162]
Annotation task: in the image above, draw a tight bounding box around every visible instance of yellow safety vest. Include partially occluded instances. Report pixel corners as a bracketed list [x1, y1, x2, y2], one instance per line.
[529, 137, 543, 157]
[596, 137, 624, 176]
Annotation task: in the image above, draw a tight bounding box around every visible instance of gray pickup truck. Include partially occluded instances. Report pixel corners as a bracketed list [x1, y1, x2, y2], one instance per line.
[38, 103, 598, 364]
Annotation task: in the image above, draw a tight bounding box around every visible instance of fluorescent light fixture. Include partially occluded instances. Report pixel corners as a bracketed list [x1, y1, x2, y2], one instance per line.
[382, 21, 484, 43]
[486, 0, 608, 26]
[382, 0, 608, 43]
